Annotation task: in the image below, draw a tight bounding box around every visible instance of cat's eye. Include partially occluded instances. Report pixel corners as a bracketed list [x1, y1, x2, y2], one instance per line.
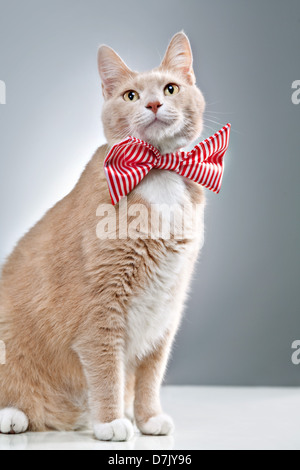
[164, 84, 180, 96]
[123, 90, 140, 102]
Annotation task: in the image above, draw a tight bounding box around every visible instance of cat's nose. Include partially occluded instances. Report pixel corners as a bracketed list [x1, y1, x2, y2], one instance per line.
[146, 101, 163, 114]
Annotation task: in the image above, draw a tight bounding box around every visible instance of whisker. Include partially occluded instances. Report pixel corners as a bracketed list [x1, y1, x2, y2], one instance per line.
[204, 119, 244, 136]
[202, 123, 217, 134]
[205, 100, 223, 107]
[204, 117, 224, 127]
[205, 110, 236, 115]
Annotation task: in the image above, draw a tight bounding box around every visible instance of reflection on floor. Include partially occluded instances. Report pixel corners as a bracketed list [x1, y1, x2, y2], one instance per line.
[1, 386, 300, 450]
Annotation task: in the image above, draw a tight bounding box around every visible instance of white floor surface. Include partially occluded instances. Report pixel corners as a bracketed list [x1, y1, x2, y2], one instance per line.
[1, 386, 299, 450]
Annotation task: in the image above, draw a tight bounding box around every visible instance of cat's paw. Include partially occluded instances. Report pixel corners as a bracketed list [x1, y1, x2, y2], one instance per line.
[93, 418, 134, 442]
[0, 408, 29, 434]
[138, 413, 174, 436]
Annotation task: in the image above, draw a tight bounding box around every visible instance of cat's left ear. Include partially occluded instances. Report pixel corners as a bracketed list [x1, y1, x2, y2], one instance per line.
[160, 32, 196, 85]
[98, 45, 133, 99]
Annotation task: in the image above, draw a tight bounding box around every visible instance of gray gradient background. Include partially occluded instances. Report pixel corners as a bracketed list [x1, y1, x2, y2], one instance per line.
[0, 0, 299, 386]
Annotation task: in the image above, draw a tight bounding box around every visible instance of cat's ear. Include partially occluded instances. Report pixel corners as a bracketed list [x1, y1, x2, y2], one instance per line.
[98, 45, 133, 99]
[160, 32, 195, 85]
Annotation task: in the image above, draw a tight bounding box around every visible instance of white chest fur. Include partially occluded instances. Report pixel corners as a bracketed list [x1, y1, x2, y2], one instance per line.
[126, 171, 204, 363]
[126, 245, 188, 362]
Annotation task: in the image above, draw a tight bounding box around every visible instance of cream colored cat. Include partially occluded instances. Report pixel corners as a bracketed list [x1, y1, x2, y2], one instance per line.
[0, 32, 205, 441]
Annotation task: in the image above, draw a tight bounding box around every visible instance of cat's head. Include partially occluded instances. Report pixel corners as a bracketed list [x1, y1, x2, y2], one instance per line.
[98, 32, 205, 154]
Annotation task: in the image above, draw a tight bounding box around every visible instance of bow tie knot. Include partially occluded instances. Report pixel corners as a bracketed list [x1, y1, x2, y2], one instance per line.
[154, 151, 184, 173]
[104, 124, 231, 205]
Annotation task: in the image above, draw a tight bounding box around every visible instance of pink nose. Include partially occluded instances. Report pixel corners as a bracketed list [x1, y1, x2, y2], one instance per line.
[146, 101, 163, 114]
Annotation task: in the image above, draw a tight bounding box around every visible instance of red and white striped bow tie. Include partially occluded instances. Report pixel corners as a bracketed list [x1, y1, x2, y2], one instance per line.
[104, 123, 231, 205]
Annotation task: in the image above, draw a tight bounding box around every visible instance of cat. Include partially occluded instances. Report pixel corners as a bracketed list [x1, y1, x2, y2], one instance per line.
[0, 32, 206, 441]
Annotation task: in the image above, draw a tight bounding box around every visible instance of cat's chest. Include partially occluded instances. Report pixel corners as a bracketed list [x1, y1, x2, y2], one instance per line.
[125, 245, 188, 362]
[135, 168, 187, 207]
[125, 170, 201, 362]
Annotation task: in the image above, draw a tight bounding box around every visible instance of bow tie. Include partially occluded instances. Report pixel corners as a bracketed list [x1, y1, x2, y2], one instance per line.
[104, 123, 231, 205]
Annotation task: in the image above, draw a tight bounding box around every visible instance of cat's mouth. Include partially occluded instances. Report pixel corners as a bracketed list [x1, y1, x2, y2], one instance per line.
[134, 113, 185, 150]
[146, 116, 169, 128]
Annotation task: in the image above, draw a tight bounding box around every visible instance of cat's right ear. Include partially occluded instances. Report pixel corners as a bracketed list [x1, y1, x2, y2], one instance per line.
[98, 45, 132, 99]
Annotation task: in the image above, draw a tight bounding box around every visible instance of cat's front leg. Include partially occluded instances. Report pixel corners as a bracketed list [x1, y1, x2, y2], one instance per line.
[124, 371, 136, 423]
[134, 332, 175, 436]
[74, 331, 134, 442]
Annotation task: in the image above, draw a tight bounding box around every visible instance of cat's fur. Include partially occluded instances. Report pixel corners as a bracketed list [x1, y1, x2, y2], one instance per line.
[0, 32, 206, 441]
